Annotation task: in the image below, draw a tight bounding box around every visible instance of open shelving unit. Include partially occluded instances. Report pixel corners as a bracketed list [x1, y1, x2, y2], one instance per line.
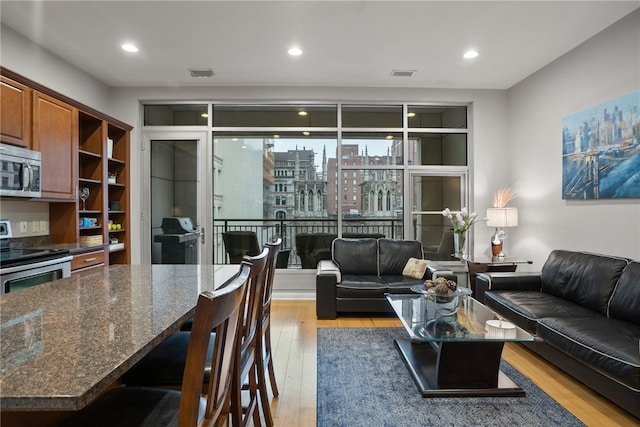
[2, 68, 132, 268]
[106, 123, 130, 264]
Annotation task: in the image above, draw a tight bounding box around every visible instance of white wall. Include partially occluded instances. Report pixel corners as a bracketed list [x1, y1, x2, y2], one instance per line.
[508, 9, 640, 268]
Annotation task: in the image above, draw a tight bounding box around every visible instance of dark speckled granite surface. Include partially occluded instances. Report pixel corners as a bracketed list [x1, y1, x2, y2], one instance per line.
[0, 264, 238, 411]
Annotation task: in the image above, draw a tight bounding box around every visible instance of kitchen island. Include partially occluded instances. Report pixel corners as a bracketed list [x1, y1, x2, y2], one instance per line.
[0, 264, 238, 417]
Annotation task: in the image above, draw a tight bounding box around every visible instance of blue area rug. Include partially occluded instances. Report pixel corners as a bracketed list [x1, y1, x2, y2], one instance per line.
[317, 328, 585, 427]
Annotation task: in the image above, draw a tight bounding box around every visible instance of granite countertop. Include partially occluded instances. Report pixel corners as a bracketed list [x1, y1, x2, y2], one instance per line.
[0, 264, 238, 411]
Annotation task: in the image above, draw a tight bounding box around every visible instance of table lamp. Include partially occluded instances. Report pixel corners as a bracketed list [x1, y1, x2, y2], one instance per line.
[486, 207, 518, 258]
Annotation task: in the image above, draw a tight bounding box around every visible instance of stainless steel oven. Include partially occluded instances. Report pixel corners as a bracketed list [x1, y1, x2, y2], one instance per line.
[0, 143, 42, 198]
[0, 220, 72, 294]
[1, 253, 72, 294]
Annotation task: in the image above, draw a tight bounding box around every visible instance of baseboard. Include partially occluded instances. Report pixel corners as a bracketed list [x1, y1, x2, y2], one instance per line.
[273, 268, 316, 300]
[273, 290, 316, 300]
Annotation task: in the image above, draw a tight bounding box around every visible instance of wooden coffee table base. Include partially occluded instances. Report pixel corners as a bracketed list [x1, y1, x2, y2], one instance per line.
[394, 338, 526, 398]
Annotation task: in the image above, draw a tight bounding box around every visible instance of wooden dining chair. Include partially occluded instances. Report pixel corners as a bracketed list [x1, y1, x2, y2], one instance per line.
[67, 263, 251, 427]
[258, 238, 281, 405]
[231, 248, 271, 427]
[120, 265, 244, 388]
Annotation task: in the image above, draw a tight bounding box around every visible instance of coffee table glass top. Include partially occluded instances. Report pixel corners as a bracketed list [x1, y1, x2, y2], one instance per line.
[386, 292, 534, 343]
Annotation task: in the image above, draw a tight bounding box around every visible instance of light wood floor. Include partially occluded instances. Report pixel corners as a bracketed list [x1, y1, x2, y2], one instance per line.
[267, 300, 639, 427]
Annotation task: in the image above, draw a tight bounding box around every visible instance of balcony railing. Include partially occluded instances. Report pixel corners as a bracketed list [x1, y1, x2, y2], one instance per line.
[213, 218, 403, 267]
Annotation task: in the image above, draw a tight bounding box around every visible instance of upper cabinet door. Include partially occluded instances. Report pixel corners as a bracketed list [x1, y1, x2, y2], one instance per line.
[32, 91, 78, 200]
[1, 76, 32, 148]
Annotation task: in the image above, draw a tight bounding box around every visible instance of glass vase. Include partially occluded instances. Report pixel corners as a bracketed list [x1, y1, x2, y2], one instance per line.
[453, 230, 466, 258]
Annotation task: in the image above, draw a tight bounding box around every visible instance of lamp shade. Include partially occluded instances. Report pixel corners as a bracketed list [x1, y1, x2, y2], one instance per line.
[486, 207, 518, 228]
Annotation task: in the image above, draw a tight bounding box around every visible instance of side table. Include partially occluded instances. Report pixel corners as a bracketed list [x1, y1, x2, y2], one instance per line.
[464, 256, 532, 302]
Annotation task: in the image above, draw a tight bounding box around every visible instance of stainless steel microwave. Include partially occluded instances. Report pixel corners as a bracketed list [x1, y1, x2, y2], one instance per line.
[0, 143, 41, 198]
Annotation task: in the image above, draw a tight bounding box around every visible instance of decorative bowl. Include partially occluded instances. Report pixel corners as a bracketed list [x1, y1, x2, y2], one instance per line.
[410, 285, 472, 316]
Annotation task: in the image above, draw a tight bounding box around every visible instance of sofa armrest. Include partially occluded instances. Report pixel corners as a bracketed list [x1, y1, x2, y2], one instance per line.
[316, 260, 340, 319]
[475, 272, 542, 303]
[317, 260, 341, 283]
[426, 265, 456, 282]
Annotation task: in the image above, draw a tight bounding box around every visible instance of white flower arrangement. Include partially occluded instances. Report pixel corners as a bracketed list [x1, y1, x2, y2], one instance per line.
[442, 207, 484, 233]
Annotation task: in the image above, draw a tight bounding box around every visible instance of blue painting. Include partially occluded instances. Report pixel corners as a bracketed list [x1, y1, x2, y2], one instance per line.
[562, 91, 640, 199]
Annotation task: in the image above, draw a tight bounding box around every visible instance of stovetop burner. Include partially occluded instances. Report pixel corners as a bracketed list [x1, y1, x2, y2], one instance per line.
[0, 246, 71, 270]
[0, 239, 69, 268]
[2, 248, 53, 262]
[0, 220, 72, 271]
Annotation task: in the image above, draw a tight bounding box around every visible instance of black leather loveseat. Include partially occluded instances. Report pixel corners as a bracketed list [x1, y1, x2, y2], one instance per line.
[476, 250, 640, 419]
[316, 238, 427, 319]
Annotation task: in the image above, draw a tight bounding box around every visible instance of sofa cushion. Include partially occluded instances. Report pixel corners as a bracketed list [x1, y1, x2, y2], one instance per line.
[540, 250, 629, 315]
[383, 275, 425, 293]
[336, 275, 388, 298]
[332, 238, 378, 275]
[485, 290, 598, 333]
[609, 261, 640, 324]
[402, 257, 429, 279]
[537, 316, 640, 390]
[378, 239, 423, 276]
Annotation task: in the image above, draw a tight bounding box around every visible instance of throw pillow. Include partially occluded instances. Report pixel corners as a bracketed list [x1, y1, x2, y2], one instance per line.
[402, 257, 428, 279]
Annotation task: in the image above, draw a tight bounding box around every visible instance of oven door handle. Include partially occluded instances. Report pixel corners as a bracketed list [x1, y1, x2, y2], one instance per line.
[0, 255, 73, 275]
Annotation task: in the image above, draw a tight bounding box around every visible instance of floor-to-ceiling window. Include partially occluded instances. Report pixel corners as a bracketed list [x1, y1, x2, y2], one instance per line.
[142, 102, 470, 267]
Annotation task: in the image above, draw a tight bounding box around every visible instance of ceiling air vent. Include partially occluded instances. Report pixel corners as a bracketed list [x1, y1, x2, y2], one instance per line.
[390, 70, 416, 77]
[189, 68, 214, 78]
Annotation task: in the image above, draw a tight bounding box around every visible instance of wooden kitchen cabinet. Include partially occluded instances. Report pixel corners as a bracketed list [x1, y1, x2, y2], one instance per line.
[0, 75, 31, 147]
[71, 249, 106, 273]
[2, 68, 132, 265]
[32, 91, 78, 200]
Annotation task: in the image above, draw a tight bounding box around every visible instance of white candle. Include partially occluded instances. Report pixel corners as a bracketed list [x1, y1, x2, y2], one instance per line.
[485, 319, 517, 339]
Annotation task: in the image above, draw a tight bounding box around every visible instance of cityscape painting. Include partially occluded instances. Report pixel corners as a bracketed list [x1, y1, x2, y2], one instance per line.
[562, 91, 640, 199]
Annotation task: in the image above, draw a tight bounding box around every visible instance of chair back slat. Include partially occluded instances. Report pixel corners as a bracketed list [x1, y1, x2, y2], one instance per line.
[262, 238, 282, 311]
[241, 248, 269, 349]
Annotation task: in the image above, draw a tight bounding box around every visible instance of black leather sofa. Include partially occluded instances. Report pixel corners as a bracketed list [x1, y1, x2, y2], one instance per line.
[476, 250, 640, 419]
[316, 238, 427, 319]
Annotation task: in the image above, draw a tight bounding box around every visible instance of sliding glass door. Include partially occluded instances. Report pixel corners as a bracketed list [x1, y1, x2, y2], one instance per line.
[141, 131, 211, 264]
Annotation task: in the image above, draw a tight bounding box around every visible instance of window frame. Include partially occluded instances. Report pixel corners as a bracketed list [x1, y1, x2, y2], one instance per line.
[142, 101, 472, 264]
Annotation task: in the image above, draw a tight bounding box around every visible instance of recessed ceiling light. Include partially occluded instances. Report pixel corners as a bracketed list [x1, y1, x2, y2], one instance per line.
[298, 111, 308, 116]
[273, 134, 280, 139]
[288, 47, 303, 56]
[201, 113, 208, 118]
[407, 112, 416, 118]
[121, 43, 138, 53]
[463, 50, 478, 59]
[302, 131, 310, 136]
[385, 135, 394, 140]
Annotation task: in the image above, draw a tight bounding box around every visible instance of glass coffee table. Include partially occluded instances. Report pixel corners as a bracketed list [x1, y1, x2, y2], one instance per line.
[387, 289, 534, 397]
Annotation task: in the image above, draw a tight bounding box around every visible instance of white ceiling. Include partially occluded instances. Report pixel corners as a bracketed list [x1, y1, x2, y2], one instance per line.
[1, 1, 638, 89]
